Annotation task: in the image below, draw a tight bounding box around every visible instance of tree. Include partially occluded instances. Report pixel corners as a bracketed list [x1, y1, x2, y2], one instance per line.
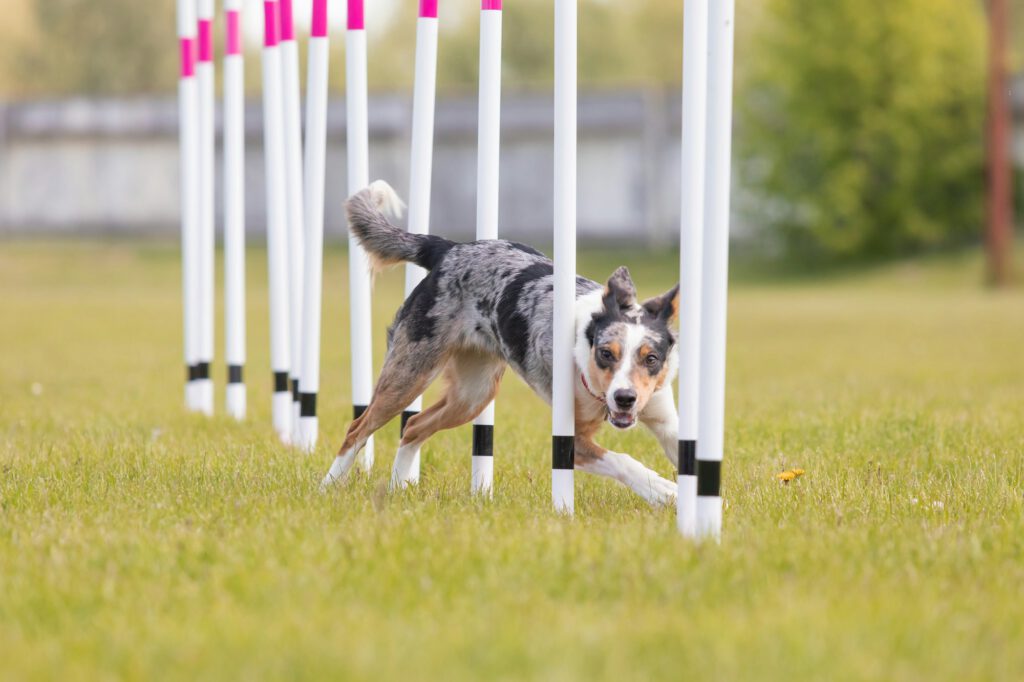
[739, 0, 987, 259]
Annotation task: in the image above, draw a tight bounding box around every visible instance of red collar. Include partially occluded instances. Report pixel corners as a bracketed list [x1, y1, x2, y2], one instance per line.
[580, 373, 606, 404]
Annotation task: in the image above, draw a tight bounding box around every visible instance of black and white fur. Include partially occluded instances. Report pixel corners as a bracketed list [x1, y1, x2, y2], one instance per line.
[322, 181, 680, 505]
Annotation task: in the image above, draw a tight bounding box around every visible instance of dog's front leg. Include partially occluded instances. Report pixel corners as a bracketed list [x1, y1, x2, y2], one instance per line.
[574, 434, 677, 506]
[639, 385, 680, 470]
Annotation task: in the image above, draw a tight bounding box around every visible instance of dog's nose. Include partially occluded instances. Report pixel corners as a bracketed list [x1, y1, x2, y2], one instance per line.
[613, 389, 637, 410]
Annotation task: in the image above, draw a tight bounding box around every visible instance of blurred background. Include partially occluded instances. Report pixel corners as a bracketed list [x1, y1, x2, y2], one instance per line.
[0, 0, 1019, 279]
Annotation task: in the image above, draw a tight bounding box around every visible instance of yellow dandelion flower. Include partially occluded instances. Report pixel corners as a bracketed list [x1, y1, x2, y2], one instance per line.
[776, 471, 797, 482]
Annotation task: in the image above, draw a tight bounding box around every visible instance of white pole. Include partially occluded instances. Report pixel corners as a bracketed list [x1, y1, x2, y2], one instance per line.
[177, 0, 201, 412]
[279, 0, 305, 441]
[196, 0, 216, 415]
[399, 0, 440, 485]
[297, 0, 330, 452]
[347, 0, 375, 471]
[677, 0, 709, 538]
[472, 0, 502, 497]
[552, 0, 576, 514]
[224, 0, 246, 420]
[262, 0, 292, 442]
[696, 0, 736, 541]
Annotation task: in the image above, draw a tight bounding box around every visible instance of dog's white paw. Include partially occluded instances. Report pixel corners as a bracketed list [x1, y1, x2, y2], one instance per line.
[642, 475, 678, 507]
[319, 451, 356, 491]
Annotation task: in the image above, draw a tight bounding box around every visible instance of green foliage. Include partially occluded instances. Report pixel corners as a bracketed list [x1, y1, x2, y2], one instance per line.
[739, 0, 988, 259]
[12, 0, 178, 96]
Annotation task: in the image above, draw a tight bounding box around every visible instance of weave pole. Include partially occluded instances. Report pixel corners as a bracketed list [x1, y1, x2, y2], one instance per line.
[262, 0, 293, 442]
[279, 0, 305, 441]
[676, 0, 709, 537]
[177, 0, 201, 412]
[224, 0, 247, 420]
[396, 0, 440, 486]
[196, 0, 216, 415]
[471, 0, 502, 496]
[551, 0, 576, 514]
[695, 0, 736, 541]
[347, 0, 375, 470]
[297, 0, 330, 452]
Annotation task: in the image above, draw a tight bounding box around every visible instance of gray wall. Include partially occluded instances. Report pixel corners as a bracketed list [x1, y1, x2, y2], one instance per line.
[3, 78, 1022, 241]
[0, 91, 690, 244]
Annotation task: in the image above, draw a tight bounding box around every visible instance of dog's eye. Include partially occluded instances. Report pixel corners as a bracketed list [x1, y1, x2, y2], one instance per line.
[645, 354, 659, 367]
[598, 348, 615, 362]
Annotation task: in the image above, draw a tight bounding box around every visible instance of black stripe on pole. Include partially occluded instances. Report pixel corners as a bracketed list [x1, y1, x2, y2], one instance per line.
[400, 410, 417, 437]
[300, 392, 317, 417]
[195, 362, 211, 379]
[291, 378, 300, 402]
[273, 371, 289, 393]
[228, 365, 243, 384]
[353, 404, 368, 420]
[187, 364, 200, 381]
[552, 435, 574, 470]
[696, 459, 721, 497]
[678, 439, 696, 476]
[472, 424, 494, 458]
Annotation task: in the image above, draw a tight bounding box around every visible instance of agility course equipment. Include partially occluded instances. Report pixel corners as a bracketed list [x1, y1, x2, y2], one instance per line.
[177, 0, 201, 412]
[224, 0, 246, 420]
[472, 0, 502, 496]
[693, 0, 736, 541]
[262, 0, 293, 442]
[279, 0, 306, 440]
[346, 0, 376, 468]
[196, 0, 216, 415]
[297, 0, 330, 452]
[551, 0, 577, 514]
[676, 0, 709, 537]
[395, 0, 440, 487]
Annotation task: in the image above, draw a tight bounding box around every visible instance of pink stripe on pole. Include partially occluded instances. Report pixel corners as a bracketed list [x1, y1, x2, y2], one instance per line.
[482, 0, 501, 9]
[264, 1, 279, 47]
[312, 0, 329, 37]
[226, 11, 242, 55]
[198, 20, 213, 63]
[279, 0, 295, 42]
[180, 38, 196, 78]
[419, 0, 438, 18]
[347, 0, 364, 30]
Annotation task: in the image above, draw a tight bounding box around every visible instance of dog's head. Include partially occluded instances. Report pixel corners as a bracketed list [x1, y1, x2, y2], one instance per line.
[584, 267, 679, 430]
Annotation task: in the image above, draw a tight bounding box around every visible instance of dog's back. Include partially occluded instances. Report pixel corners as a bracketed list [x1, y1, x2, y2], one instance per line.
[347, 181, 601, 400]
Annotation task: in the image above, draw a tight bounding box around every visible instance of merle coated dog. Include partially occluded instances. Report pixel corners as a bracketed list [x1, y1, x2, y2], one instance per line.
[322, 181, 680, 505]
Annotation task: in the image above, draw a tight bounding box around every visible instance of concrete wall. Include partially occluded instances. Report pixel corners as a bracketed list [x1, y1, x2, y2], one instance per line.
[0, 91, 692, 244]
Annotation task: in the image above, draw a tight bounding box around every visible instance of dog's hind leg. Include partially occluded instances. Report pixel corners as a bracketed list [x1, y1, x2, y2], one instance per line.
[391, 349, 505, 489]
[321, 342, 448, 489]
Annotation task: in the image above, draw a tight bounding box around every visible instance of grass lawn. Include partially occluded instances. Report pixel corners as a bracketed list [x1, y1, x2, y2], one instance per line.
[1, 240, 1022, 681]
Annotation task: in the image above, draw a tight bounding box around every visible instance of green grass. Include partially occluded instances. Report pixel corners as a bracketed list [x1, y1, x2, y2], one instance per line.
[1, 240, 1022, 681]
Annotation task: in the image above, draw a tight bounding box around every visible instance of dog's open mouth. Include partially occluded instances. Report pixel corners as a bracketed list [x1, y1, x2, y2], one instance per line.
[608, 411, 636, 429]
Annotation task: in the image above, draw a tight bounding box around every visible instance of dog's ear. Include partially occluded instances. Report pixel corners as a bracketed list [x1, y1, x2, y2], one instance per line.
[603, 266, 637, 314]
[642, 283, 680, 323]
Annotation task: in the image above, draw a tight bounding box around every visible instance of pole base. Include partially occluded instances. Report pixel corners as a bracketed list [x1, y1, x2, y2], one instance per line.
[552, 468, 574, 515]
[471, 455, 493, 496]
[195, 378, 214, 416]
[696, 495, 723, 542]
[296, 415, 318, 453]
[677, 474, 697, 537]
[272, 391, 292, 444]
[226, 383, 246, 420]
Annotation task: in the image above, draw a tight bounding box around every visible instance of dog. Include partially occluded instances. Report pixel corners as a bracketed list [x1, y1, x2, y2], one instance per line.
[321, 181, 680, 505]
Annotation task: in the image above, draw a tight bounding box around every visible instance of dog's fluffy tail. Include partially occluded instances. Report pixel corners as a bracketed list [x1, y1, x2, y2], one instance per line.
[346, 180, 455, 274]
